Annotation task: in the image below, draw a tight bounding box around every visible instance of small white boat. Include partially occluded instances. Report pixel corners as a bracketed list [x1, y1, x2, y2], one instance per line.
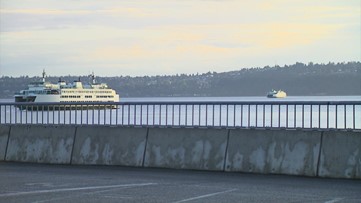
[267, 89, 287, 98]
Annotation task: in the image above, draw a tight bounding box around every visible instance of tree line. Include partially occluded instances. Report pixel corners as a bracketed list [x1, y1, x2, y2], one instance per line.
[0, 62, 360, 98]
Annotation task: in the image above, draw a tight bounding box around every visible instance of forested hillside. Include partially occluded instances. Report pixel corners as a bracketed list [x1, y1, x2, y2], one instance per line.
[1, 62, 360, 98]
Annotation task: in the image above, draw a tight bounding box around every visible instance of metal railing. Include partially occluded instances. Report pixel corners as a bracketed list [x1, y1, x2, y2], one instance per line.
[0, 101, 360, 131]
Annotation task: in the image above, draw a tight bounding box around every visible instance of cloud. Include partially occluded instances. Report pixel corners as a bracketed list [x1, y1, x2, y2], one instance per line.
[0, 9, 91, 15]
[249, 23, 342, 49]
[1, 21, 343, 62]
[0, 6, 160, 32]
[0, 0, 359, 76]
[38, 21, 339, 74]
[0, 7, 158, 18]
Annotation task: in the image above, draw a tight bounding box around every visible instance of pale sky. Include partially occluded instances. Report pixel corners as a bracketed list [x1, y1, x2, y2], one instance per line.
[0, 0, 360, 77]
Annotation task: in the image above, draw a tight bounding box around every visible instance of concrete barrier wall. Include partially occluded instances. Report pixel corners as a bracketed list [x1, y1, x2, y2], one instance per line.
[318, 131, 361, 179]
[144, 128, 228, 171]
[1, 125, 360, 179]
[225, 130, 321, 176]
[0, 125, 10, 161]
[71, 126, 147, 166]
[5, 125, 75, 164]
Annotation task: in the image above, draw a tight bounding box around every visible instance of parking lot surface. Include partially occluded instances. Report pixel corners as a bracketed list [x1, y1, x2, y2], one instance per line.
[0, 162, 360, 203]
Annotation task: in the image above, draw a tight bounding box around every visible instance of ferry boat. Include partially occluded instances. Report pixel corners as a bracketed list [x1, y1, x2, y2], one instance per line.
[267, 89, 287, 98]
[14, 70, 119, 110]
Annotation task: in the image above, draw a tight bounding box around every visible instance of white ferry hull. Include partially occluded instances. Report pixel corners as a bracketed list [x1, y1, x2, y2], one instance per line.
[14, 71, 120, 110]
[16, 95, 61, 102]
[14, 103, 118, 111]
[15, 96, 120, 110]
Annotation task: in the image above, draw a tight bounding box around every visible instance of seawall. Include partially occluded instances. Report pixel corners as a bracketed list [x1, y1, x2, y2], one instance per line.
[0, 125, 360, 179]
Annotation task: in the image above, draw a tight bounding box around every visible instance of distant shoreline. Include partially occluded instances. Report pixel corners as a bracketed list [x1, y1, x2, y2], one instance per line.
[1, 62, 360, 98]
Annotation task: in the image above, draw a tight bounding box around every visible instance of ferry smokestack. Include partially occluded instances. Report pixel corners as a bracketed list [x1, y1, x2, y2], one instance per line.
[89, 72, 96, 84]
[42, 69, 46, 82]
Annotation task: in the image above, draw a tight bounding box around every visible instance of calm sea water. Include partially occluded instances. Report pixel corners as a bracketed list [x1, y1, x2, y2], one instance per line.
[1, 95, 361, 103]
[119, 96, 361, 102]
[1, 96, 360, 129]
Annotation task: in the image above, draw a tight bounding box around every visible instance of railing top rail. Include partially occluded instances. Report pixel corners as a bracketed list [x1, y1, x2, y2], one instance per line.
[1, 100, 361, 106]
[1, 99, 360, 131]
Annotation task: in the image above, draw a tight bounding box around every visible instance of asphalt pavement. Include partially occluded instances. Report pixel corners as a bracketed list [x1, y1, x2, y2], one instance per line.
[0, 162, 360, 203]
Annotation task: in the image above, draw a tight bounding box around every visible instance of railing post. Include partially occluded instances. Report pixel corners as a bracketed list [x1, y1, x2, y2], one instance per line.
[0, 101, 359, 131]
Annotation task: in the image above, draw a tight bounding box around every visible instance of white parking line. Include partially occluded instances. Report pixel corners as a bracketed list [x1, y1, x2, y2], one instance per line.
[173, 189, 237, 203]
[324, 198, 345, 203]
[0, 183, 157, 197]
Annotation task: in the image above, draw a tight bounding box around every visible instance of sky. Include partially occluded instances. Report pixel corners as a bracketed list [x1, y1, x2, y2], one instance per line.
[0, 0, 360, 77]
